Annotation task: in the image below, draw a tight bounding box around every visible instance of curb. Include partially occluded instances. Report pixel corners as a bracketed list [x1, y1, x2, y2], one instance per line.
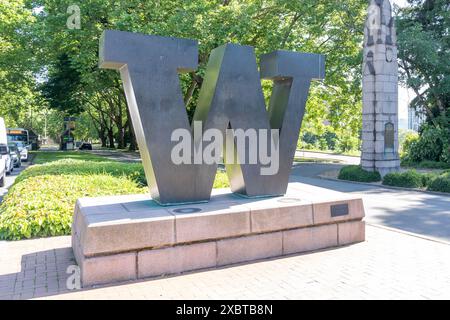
[367, 223, 450, 246]
[296, 149, 360, 159]
[318, 175, 450, 197]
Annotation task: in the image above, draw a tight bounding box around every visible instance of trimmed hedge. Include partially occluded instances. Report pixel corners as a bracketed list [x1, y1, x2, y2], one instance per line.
[427, 172, 450, 193]
[382, 170, 450, 193]
[382, 170, 424, 188]
[338, 166, 381, 182]
[0, 156, 230, 240]
[22, 158, 230, 189]
[420, 173, 439, 188]
[338, 166, 449, 193]
[0, 174, 146, 240]
[401, 124, 450, 164]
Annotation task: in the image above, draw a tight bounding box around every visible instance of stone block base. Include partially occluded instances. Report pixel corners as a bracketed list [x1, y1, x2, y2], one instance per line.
[72, 183, 366, 287]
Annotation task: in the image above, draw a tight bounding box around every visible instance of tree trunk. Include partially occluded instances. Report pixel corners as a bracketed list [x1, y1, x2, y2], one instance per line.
[117, 127, 125, 149]
[99, 126, 107, 148]
[100, 135, 107, 148]
[126, 107, 137, 151]
[116, 92, 126, 149]
[129, 129, 137, 151]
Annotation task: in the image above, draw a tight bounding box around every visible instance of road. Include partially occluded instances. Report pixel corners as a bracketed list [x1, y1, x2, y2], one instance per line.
[290, 163, 450, 242]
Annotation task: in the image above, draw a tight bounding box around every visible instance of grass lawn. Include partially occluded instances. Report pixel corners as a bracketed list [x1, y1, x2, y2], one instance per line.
[31, 150, 108, 164]
[297, 148, 361, 157]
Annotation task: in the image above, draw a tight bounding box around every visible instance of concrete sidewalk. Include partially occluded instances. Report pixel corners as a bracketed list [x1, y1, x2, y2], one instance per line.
[0, 225, 449, 300]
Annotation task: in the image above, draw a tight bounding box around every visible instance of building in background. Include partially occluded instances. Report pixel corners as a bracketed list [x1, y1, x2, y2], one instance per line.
[408, 107, 426, 132]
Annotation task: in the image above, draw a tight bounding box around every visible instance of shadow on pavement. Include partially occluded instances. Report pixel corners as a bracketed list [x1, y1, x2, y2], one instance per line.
[290, 165, 450, 243]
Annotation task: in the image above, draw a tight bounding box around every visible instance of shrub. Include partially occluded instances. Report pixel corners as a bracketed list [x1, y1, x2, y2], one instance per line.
[323, 131, 337, 150]
[381, 170, 449, 193]
[214, 170, 230, 189]
[318, 137, 328, 150]
[382, 170, 424, 188]
[427, 172, 450, 193]
[338, 166, 381, 182]
[421, 172, 438, 188]
[336, 134, 360, 153]
[401, 159, 450, 170]
[399, 130, 419, 156]
[0, 174, 146, 240]
[298, 129, 360, 154]
[301, 132, 318, 147]
[402, 124, 449, 164]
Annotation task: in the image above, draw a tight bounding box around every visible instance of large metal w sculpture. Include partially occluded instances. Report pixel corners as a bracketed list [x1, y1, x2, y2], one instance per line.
[99, 30, 325, 205]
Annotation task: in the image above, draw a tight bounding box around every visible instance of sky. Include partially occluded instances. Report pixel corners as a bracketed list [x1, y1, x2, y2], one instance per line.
[392, 0, 409, 7]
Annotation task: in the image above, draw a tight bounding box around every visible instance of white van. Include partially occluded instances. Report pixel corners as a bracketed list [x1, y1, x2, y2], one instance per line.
[0, 118, 9, 187]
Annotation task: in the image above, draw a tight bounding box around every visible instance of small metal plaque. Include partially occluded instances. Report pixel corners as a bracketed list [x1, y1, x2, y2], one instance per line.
[330, 204, 349, 217]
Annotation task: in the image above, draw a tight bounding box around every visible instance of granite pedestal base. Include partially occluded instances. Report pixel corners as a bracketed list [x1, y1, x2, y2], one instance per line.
[72, 183, 365, 287]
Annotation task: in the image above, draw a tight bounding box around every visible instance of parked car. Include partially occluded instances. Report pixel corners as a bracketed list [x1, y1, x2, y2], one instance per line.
[0, 118, 8, 186]
[3, 145, 13, 174]
[8, 143, 21, 168]
[79, 142, 93, 150]
[0, 144, 12, 175]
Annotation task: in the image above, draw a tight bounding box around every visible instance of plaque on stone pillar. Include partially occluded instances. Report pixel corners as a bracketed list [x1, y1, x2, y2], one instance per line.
[384, 122, 394, 153]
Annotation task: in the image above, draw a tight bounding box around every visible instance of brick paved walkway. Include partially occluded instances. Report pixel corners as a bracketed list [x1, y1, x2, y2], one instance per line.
[0, 225, 449, 300]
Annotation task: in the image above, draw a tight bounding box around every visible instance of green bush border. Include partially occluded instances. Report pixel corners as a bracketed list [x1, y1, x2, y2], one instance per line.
[338, 165, 449, 194]
[338, 166, 381, 183]
[382, 170, 425, 188]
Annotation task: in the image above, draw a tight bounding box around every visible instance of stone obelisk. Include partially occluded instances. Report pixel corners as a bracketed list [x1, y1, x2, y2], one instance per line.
[361, 0, 400, 176]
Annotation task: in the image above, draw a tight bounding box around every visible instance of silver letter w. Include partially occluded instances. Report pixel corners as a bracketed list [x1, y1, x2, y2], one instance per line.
[99, 30, 325, 205]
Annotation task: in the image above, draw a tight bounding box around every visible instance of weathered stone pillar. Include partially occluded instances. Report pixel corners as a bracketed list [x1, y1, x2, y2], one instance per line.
[361, 0, 400, 176]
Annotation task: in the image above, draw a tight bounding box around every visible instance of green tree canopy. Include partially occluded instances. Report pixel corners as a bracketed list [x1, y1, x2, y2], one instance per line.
[2, 0, 370, 150]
